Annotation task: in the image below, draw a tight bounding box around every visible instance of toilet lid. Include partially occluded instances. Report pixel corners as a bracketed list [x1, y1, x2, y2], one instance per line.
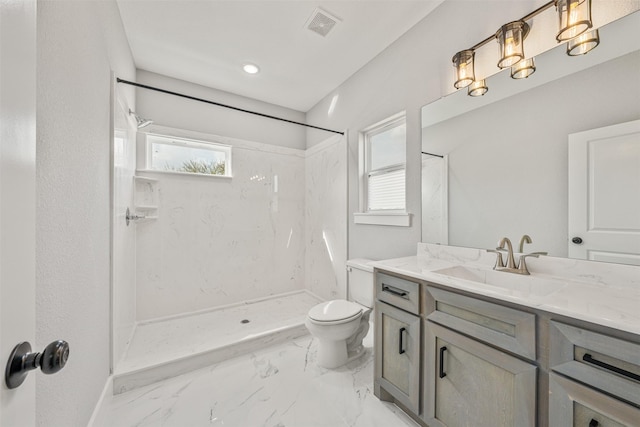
[308, 300, 363, 323]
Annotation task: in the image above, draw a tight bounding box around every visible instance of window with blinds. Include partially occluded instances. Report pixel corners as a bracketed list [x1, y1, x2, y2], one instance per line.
[368, 167, 406, 210]
[364, 115, 406, 211]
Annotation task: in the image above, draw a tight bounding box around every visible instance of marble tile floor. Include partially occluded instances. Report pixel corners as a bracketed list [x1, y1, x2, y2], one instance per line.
[97, 328, 419, 427]
[114, 291, 323, 394]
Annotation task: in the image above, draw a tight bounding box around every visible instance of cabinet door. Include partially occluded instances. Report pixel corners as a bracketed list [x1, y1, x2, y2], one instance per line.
[375, 301, 421, 413]
[549, 373, 640, 427]
[423, 322, 537, 427]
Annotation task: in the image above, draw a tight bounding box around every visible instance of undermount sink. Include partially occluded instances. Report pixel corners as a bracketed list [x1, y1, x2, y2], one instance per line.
[431, 265, 566, 297]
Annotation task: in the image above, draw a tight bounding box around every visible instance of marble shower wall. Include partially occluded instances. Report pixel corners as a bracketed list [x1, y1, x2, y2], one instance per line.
[421, 155, 447, 245]
[135, 132, 306, 321]
[305, 135, 348, 301]
[112, 89, 137, 366]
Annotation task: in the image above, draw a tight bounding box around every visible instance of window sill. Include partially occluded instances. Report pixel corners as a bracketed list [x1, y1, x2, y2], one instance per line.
[353, 212, 411, 227]
[136, 169, 232, 179]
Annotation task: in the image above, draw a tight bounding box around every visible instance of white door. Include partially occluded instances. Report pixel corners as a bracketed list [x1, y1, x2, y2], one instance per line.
[568, 120, 640, 265]
[0, 0, 38, 424]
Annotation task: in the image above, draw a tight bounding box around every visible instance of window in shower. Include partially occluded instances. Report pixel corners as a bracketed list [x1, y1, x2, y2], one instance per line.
[145, 134, 232, 177]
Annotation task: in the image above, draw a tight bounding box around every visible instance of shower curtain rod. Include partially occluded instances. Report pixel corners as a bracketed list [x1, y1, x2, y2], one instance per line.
[116, 78, 344, 136]
[421, 151, 444, 158]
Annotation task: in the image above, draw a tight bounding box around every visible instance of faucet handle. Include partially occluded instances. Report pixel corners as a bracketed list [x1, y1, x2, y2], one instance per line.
[486, 249, 505, 269]
[517, 252, 545, 275]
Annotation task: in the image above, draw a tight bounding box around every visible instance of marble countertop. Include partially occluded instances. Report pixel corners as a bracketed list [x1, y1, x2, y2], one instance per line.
[371, 244, 640, 337]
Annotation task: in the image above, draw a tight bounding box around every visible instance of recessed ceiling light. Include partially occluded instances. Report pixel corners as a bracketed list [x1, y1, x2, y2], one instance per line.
[243, 63, 260, 74]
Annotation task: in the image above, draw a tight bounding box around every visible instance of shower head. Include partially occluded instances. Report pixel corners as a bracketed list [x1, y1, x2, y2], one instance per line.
[128, 109, 153, 129]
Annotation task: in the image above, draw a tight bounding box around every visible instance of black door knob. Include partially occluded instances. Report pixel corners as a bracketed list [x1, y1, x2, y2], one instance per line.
[5, 340, 70, 389]
[571, 236, 583, 245]
[40, 340, 70, 375]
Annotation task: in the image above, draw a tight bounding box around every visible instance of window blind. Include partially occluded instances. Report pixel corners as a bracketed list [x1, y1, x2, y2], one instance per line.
[368, 168, 405, 211]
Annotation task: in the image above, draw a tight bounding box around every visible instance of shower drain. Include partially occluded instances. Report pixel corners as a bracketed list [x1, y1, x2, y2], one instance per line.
[241, 319, 250, 324]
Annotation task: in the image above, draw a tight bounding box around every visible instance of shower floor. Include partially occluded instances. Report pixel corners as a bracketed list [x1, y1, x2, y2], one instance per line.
[113, 290, 323, 394]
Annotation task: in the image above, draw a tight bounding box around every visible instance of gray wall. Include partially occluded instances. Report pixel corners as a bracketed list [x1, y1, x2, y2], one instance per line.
[136, 70, 307, 150]
[36, 1, 135, 425]
[305, 1, 547, 261]
[305, 1, 640, 262]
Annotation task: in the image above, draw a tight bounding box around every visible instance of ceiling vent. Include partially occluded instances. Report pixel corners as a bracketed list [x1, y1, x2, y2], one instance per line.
[305, 7, 341, 38]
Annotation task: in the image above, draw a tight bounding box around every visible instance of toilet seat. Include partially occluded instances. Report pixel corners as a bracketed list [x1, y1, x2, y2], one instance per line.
[308, 300, 363, 325]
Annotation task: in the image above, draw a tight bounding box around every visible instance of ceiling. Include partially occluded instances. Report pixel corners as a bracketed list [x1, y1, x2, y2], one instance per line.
[116, 0, 443, 112]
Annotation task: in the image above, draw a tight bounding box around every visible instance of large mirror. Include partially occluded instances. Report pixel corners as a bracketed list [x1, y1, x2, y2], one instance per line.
[421, 10, 640, 263]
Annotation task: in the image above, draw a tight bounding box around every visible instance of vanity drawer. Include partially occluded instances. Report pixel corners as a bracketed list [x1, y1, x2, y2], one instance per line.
[375, 272, 420, 315]
[549, 321, 640, 408]
[425, 286, 536, 361]
[549, 373, 640, 427]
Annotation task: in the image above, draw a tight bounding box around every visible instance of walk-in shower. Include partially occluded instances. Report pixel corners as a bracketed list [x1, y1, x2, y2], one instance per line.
[111, 82, 347, 392]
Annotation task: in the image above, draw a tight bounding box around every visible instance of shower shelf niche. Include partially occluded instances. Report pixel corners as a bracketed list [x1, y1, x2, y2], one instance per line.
[133, 175, 159, 220]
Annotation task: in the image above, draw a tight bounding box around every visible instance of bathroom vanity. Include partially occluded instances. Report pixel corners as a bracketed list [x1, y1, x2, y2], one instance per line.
[373, 244, 640, 427]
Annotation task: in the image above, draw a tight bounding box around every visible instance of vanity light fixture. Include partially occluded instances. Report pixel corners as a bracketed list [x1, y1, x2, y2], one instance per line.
[450, 0, 600, 96]
[511, 58, 536, 79]
[452, 50, 476, 89]
[467, 80, 488, 97]
[496, 21, 530, 68]
[566, 29, 600, 56]
[556, 0, 593, 42]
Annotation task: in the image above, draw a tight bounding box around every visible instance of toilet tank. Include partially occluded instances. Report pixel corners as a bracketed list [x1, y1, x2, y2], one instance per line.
[346, 259, 375, 308]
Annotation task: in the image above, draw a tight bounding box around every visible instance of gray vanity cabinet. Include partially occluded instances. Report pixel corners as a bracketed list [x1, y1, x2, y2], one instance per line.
[373, 268, 640, 427]
[374, 300, 421, 414]
[423, 321, 537, 427]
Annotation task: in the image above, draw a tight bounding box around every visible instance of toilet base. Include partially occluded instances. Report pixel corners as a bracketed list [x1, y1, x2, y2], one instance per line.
[316, 339, 367, 369]
[316, 339, 348, 369]
[315, 317, 370, 369]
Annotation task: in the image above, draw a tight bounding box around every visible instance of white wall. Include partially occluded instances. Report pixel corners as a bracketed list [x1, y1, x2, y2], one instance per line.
[0, 0, 37, 424]
[136, 70, 307, 150]
[36, 1, 135, 425]
[423, 51, 640, 257]
[135, 128, 306, 320]
[305, 1, 640, 262]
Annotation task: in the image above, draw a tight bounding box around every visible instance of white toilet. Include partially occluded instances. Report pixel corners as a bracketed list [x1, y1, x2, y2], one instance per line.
[305, 259, 374, 369]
